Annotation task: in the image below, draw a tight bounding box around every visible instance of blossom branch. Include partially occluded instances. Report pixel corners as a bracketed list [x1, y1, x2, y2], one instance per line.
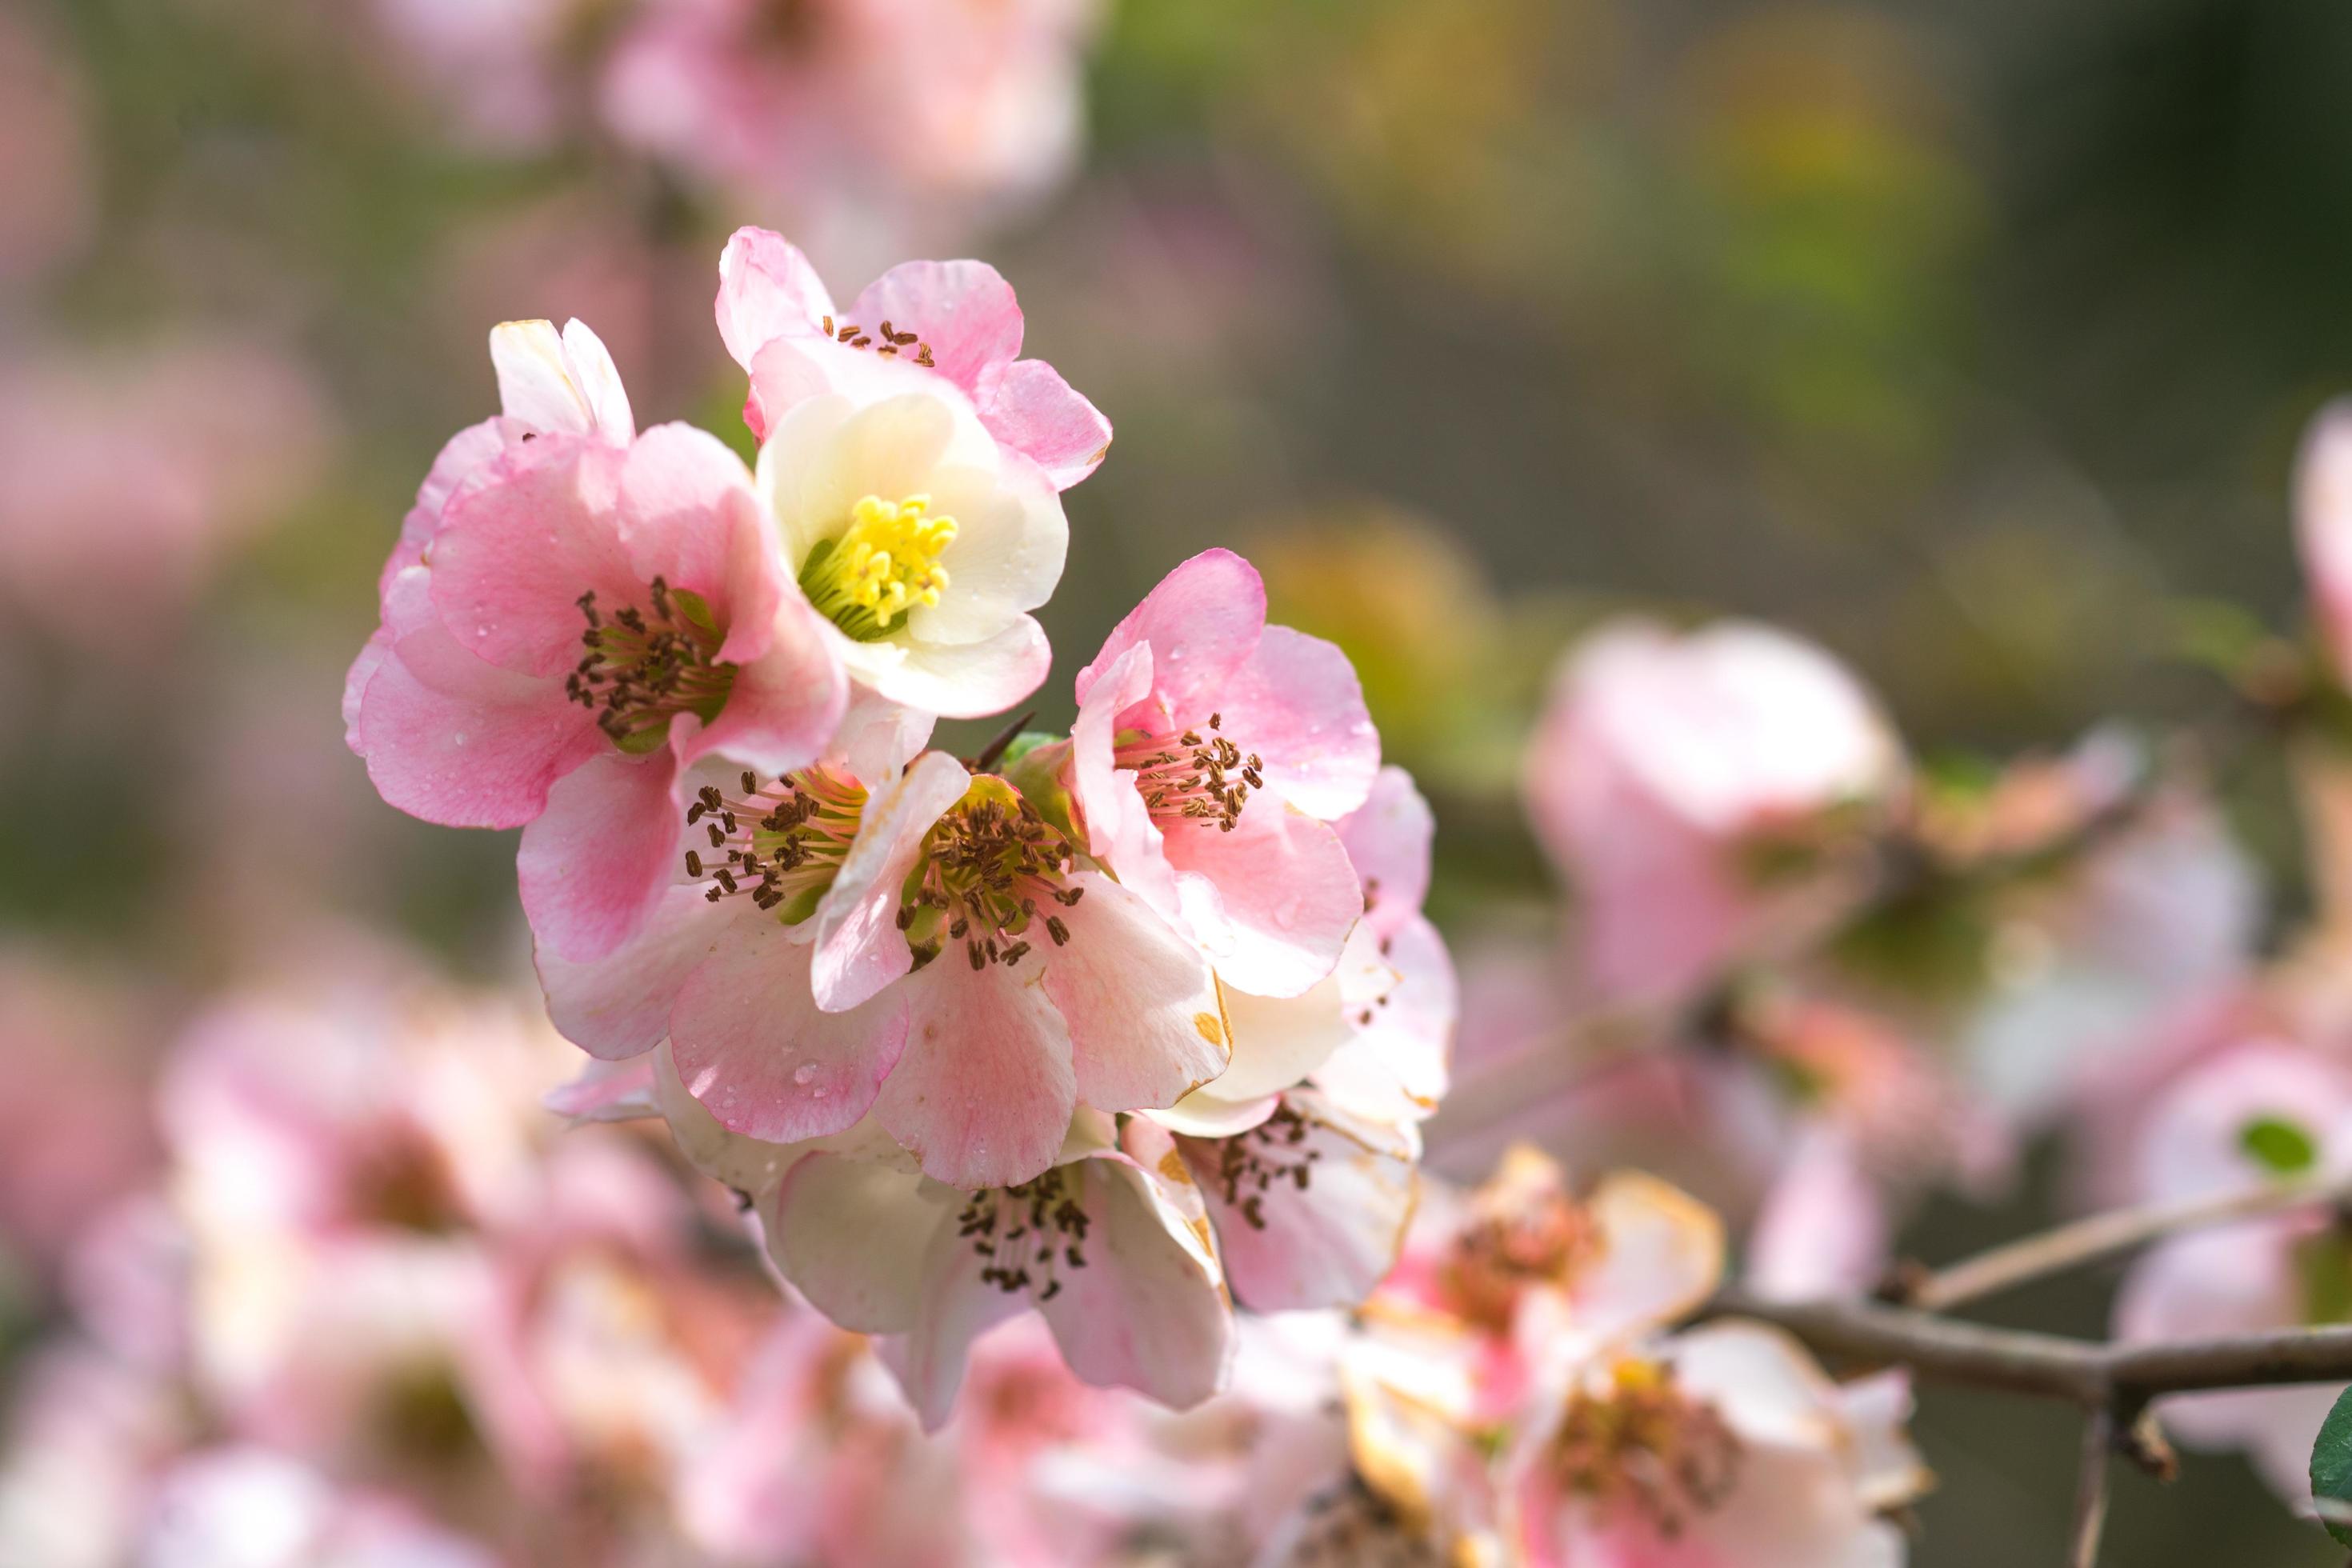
[1895, 1171, 2352, 1312]
[1714, 1290, 2352, 1413]
[2070, 1410, 2114, 1568]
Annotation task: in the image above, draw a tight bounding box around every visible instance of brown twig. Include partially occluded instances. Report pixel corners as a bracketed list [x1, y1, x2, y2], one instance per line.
[2070, 1410, 2114, 1568]
[1899, 1172, 2352, 1313]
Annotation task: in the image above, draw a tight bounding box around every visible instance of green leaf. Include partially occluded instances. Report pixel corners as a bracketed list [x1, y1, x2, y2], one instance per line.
[2308, 1384, 2352, 1546]
[2242, 1115, 2320, 1176]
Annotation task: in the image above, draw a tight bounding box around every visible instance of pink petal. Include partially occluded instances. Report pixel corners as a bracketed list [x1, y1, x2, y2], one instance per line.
[1046, 872, 1230, 1113]
[673, 594, 846, 779]
[876, 960, 1076, 1189]
[1074, 548, 1265, 715]
[670, 922, 909, 1144]
[849, 259, 1024, 397]
[1164, 802, 1362, 998]
[614, 422, 770, 653]
[382, 416, 518, 594]
[1745, 1130, 1890, 1302]
[1188, 1093, 1416, 1312]
[742, 338, 837, 446]
[876, 1209, 1030, 1431]
[1039, 1151, 1234, 1410]
[850, 614, 1053, 719]
[810, 752, 972, 1013]
[536, 886, 742, 1060]
[541, 1057, 658, 1122]
[764, 1153, 938, 1334]
[1312, 914, 1455, 1123]
[488, 318, 634, 445]
[353, 570, 604, 828]
[715, 227, 835, 374]
[2301, 400, 2352, 682]
[1221, 626, 1379, 820]
[828, 687, 937, 782]
[426, 435, 635, 678]
[1337, 766, 1434, 942]
[980, 358, 1111, 490]
[517, 747, 685, 962]
[1066, 641, 1178, 915]
[1569, 1172, 1726, 1344]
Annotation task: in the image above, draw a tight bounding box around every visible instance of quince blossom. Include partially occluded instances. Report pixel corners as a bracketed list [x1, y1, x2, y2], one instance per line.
[1063, 547, 1381, 998]
[347, 357, 847, 959]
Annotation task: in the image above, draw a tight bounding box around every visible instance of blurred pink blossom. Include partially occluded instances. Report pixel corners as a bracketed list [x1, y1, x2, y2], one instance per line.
[0, 10, 94, 286]
[0, 340, 334, 654]
[606, 0, 1100, 273]
[1525, 619, 1905, 1008]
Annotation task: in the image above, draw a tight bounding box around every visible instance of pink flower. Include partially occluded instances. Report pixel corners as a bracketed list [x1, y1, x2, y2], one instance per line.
[0, 340, 333, 654]
[141, 1447, 499, 1568]
[346, 334, 847, 961]
[1063, 548, 1380, 998]
[606, 3, 1098, 272]
[1510, 1324, 1926, 1568]
[2299, 399, 2352, 688]
[370, 0, 589, 153]
[765, 1112, 1234, 1428]
[1525, 619, 1904, 1006]
[2110, 1038, 2352, 1504]
[716, 225, 1110, 488]
[544, 750, 1230, 1189]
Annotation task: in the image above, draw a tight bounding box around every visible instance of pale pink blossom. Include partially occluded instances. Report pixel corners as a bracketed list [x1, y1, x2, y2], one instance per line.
[0, 340, 333, 653]
[2299, 398, 2352, 687]
[138, 1447, 498, 1568]
[371, 0, 590, 152]
[2110, 1038, 2352, 1504]
[607, 3, 1099, 273]
[347, 339, 848, 961]
[766, 1112, 1234, 1427]
[546, 750, 1230, 1190]
[1063, 548, 1379, 998]
[1525, 619, 1904, 1006]
[716, 225, 1110, 487]
[1510, 1324, 1926, 1568]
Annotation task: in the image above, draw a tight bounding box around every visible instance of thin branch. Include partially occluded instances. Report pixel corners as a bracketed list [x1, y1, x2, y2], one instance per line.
[2070, 1410, 2114, 1568]
[1902, 1172, 2352, 1313]
[1711, 1290, 2352, 1408]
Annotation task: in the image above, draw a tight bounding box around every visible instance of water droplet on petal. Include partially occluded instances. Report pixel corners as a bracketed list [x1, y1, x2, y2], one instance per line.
[792, 1063, 816, 1086]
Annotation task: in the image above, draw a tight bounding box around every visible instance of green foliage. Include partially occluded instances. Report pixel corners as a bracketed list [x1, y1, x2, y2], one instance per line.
[2307, 1385, 2352, 1546]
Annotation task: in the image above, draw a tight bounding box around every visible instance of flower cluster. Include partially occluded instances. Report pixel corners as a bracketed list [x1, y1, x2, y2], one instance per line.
[345, 230, 1447, 1419]
[1275, 1146, 1929, 1564]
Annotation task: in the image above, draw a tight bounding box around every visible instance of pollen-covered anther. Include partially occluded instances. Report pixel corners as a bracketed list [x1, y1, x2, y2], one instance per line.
[1211, 1102, 1320, 1230]
[680, 765, 866, 913]
[566, 578, 735, 751]
[958, 1166, 1090, 1301]
[1550, 1359, 1742, 1538]
[1112, 710, 1262, 833]
[819, 315, 935, 367]
[903, 786, 1087, 971]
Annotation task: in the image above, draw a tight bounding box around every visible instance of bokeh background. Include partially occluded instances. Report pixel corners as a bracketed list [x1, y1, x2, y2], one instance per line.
[6, 0, 2351, 1560]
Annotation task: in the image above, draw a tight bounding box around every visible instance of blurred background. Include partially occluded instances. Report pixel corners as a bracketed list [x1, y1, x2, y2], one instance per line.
[5, 0, 2351, 1561]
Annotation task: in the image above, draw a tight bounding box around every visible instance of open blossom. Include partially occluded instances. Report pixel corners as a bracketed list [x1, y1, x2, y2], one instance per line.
[711, 227, 1096, 715]
[1064, 547, 1380, 998]
[755, 1107, 1233, 1428]
[1526, 619, 1904, 1006]
[2112, 1037, 2352, 1503]
[542, 749, 1229, 1188]
[346, 321, 847, 961]
[606, 2, 1098, 270]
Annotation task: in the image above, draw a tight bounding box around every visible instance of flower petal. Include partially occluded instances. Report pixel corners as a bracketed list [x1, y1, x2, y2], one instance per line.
[517, 747, 685, 962]
[536, 883, 742, 1059]
[1570, 1171, 1726, 1345]
[1039, 1150, 1234, 1410]
[1188, 1092, 1416, 1312]
[1221, 625, 1380, 820]
[673, 593, 847, 780]
[838, 614, 1051, 718]
[1046, 871, 1230, 1113]
[670, 922, 909, 1144]
[849, 259, 1024, 397]
[1074, 547, 1265, 715]
[426, 435, 634, 678]
[876, 960, 1076, 1188]
[1165, 802, 1362, 998]
[1338, 766, 1434, 942]
[541, 1057, 658, 1123]
[490, 318, 632, 443]
[980, 358, 1111, 490]
[762, 1151, 939, 1334]
[876, 1210, 1030, 1431]
[716, 227, 835, 377]
[1067, 641, 1178, 910]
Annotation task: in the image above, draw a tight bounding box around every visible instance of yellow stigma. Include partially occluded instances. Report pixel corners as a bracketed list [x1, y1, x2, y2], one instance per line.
[801, 493, 957, 641]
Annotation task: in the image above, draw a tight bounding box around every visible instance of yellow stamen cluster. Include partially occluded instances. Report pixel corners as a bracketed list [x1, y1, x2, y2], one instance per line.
[802, 493, 957, 640]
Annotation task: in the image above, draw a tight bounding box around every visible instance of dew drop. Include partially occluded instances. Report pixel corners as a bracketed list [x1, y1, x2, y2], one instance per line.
[792, 1063, 816, 1086]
